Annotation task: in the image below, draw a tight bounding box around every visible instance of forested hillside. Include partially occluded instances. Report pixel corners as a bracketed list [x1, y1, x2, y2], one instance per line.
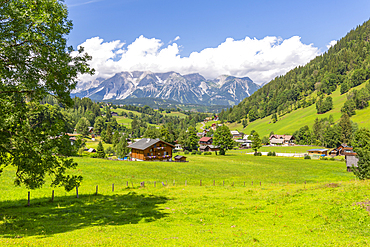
[220, 19, 370, 124]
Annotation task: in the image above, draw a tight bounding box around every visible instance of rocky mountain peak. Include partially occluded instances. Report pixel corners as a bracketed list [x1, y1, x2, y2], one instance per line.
[72, 71, 260, 106]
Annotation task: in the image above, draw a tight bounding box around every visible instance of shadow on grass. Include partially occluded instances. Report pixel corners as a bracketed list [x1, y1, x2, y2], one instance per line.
[0, 192, 168, 238]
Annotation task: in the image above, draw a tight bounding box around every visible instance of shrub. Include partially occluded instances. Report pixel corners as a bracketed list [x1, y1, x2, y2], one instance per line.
[184, 150, 189, 155]
[204, 152, 212, 155]
[197, 151, 202, 155]
[304, 155, 311, 159]
[272, 151, 276, 156]
[254, 152, 262, 156]
[105, 147, 115, 156]
[320, 156, 328, 160]
[191, 150, 196, 155]
[267, 151, 273, 156]
[90, 153, 98, 158]
[330, 157, 335, 161]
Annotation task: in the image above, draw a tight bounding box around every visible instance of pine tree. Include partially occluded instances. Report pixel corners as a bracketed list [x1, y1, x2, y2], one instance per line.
[112, 131, 120, 147]
[97, 141, 106, 158]
[116, 135, 130, 158]
[105, 124, 113, 144]
[339, 113, 353, 144]
[272, 113, 277, 123]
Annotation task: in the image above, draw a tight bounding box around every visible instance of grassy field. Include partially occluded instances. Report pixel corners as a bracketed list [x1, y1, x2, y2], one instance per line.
[240, 83, 369, 137]
[2, 153, 369, 246]
[160, 111, 187, 118]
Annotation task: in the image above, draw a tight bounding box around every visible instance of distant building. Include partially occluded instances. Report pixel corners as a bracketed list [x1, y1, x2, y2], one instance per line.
[199, 137, 213, 146]
[197, 132, 205, 137]
[230, 130, 243, 139]
[235, 138, 252, 148]
[111, 112, 118, 116]
[174, 143, 183, 151]
[269, 135, 295, 145]
[329, 144, 356, 156]
[307, 148, 328, 158]
[199, 145, 219, 152]
[346, 155, 359, 172]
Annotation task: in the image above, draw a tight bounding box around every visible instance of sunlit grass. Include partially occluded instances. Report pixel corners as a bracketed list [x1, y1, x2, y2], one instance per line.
[1, 153, 368, 246]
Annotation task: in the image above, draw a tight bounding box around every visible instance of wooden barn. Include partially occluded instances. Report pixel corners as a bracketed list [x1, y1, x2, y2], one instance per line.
[346, 155, 359, 172]
[307, 148, 328, 157]
[128, 138, 175, 161]
[174, 155, 187, 162]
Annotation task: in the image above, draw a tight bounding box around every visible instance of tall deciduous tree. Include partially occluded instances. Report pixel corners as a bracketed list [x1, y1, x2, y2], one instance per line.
[0, 0, 93, 190]
[250, 132, 262, 154]
[75, 117, 91, 137]
[186, 126, 199, 151]
[213, 125, 234, 155]
[352, 128, 370, 180]
[144, 127, 160, 139]
[93, 116, 105, 135]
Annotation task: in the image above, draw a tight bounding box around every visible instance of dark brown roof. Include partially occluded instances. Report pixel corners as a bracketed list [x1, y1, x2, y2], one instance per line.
[128, 138, 175, 150]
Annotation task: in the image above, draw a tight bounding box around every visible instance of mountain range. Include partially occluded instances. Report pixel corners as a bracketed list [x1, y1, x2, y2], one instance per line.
[72, 71, 260, 105]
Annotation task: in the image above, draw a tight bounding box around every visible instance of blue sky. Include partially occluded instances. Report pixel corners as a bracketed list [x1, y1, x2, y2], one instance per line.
[65, 0, 370, 83]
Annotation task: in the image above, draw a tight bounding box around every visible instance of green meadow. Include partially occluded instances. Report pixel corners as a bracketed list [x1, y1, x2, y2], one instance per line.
[1, 153, 370, 246]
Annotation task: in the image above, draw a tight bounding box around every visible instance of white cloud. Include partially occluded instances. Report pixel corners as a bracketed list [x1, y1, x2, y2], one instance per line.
[76, 35, 320, 84]
[326, 40, 337, 49]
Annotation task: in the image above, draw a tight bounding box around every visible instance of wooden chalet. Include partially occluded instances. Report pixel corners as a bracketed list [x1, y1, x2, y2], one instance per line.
[199, 145, 219, 152]
[230, 131, 243, 139]
[128, 138, 175, 161]
[199, 137, 213, 145]
[269, 135, 295, 145]
[329, 144, 357, 156]
[174, 155, 187, 162]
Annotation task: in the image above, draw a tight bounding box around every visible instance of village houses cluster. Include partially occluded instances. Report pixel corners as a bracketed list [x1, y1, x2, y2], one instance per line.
[70, 113, 358, 171]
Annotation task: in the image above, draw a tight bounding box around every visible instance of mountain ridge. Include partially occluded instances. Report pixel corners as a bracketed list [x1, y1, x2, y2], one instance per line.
[72, 71, 260, 105]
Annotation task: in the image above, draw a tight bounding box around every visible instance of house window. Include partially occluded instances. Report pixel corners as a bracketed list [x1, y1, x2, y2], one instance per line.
[154, 144, 157, 148]
[159, 144, 162, 147]
[164, 151, 167, 155]
[150, 149, 152, 152]
[151, 153, 153, 156]
[147, 153, 149, 156]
